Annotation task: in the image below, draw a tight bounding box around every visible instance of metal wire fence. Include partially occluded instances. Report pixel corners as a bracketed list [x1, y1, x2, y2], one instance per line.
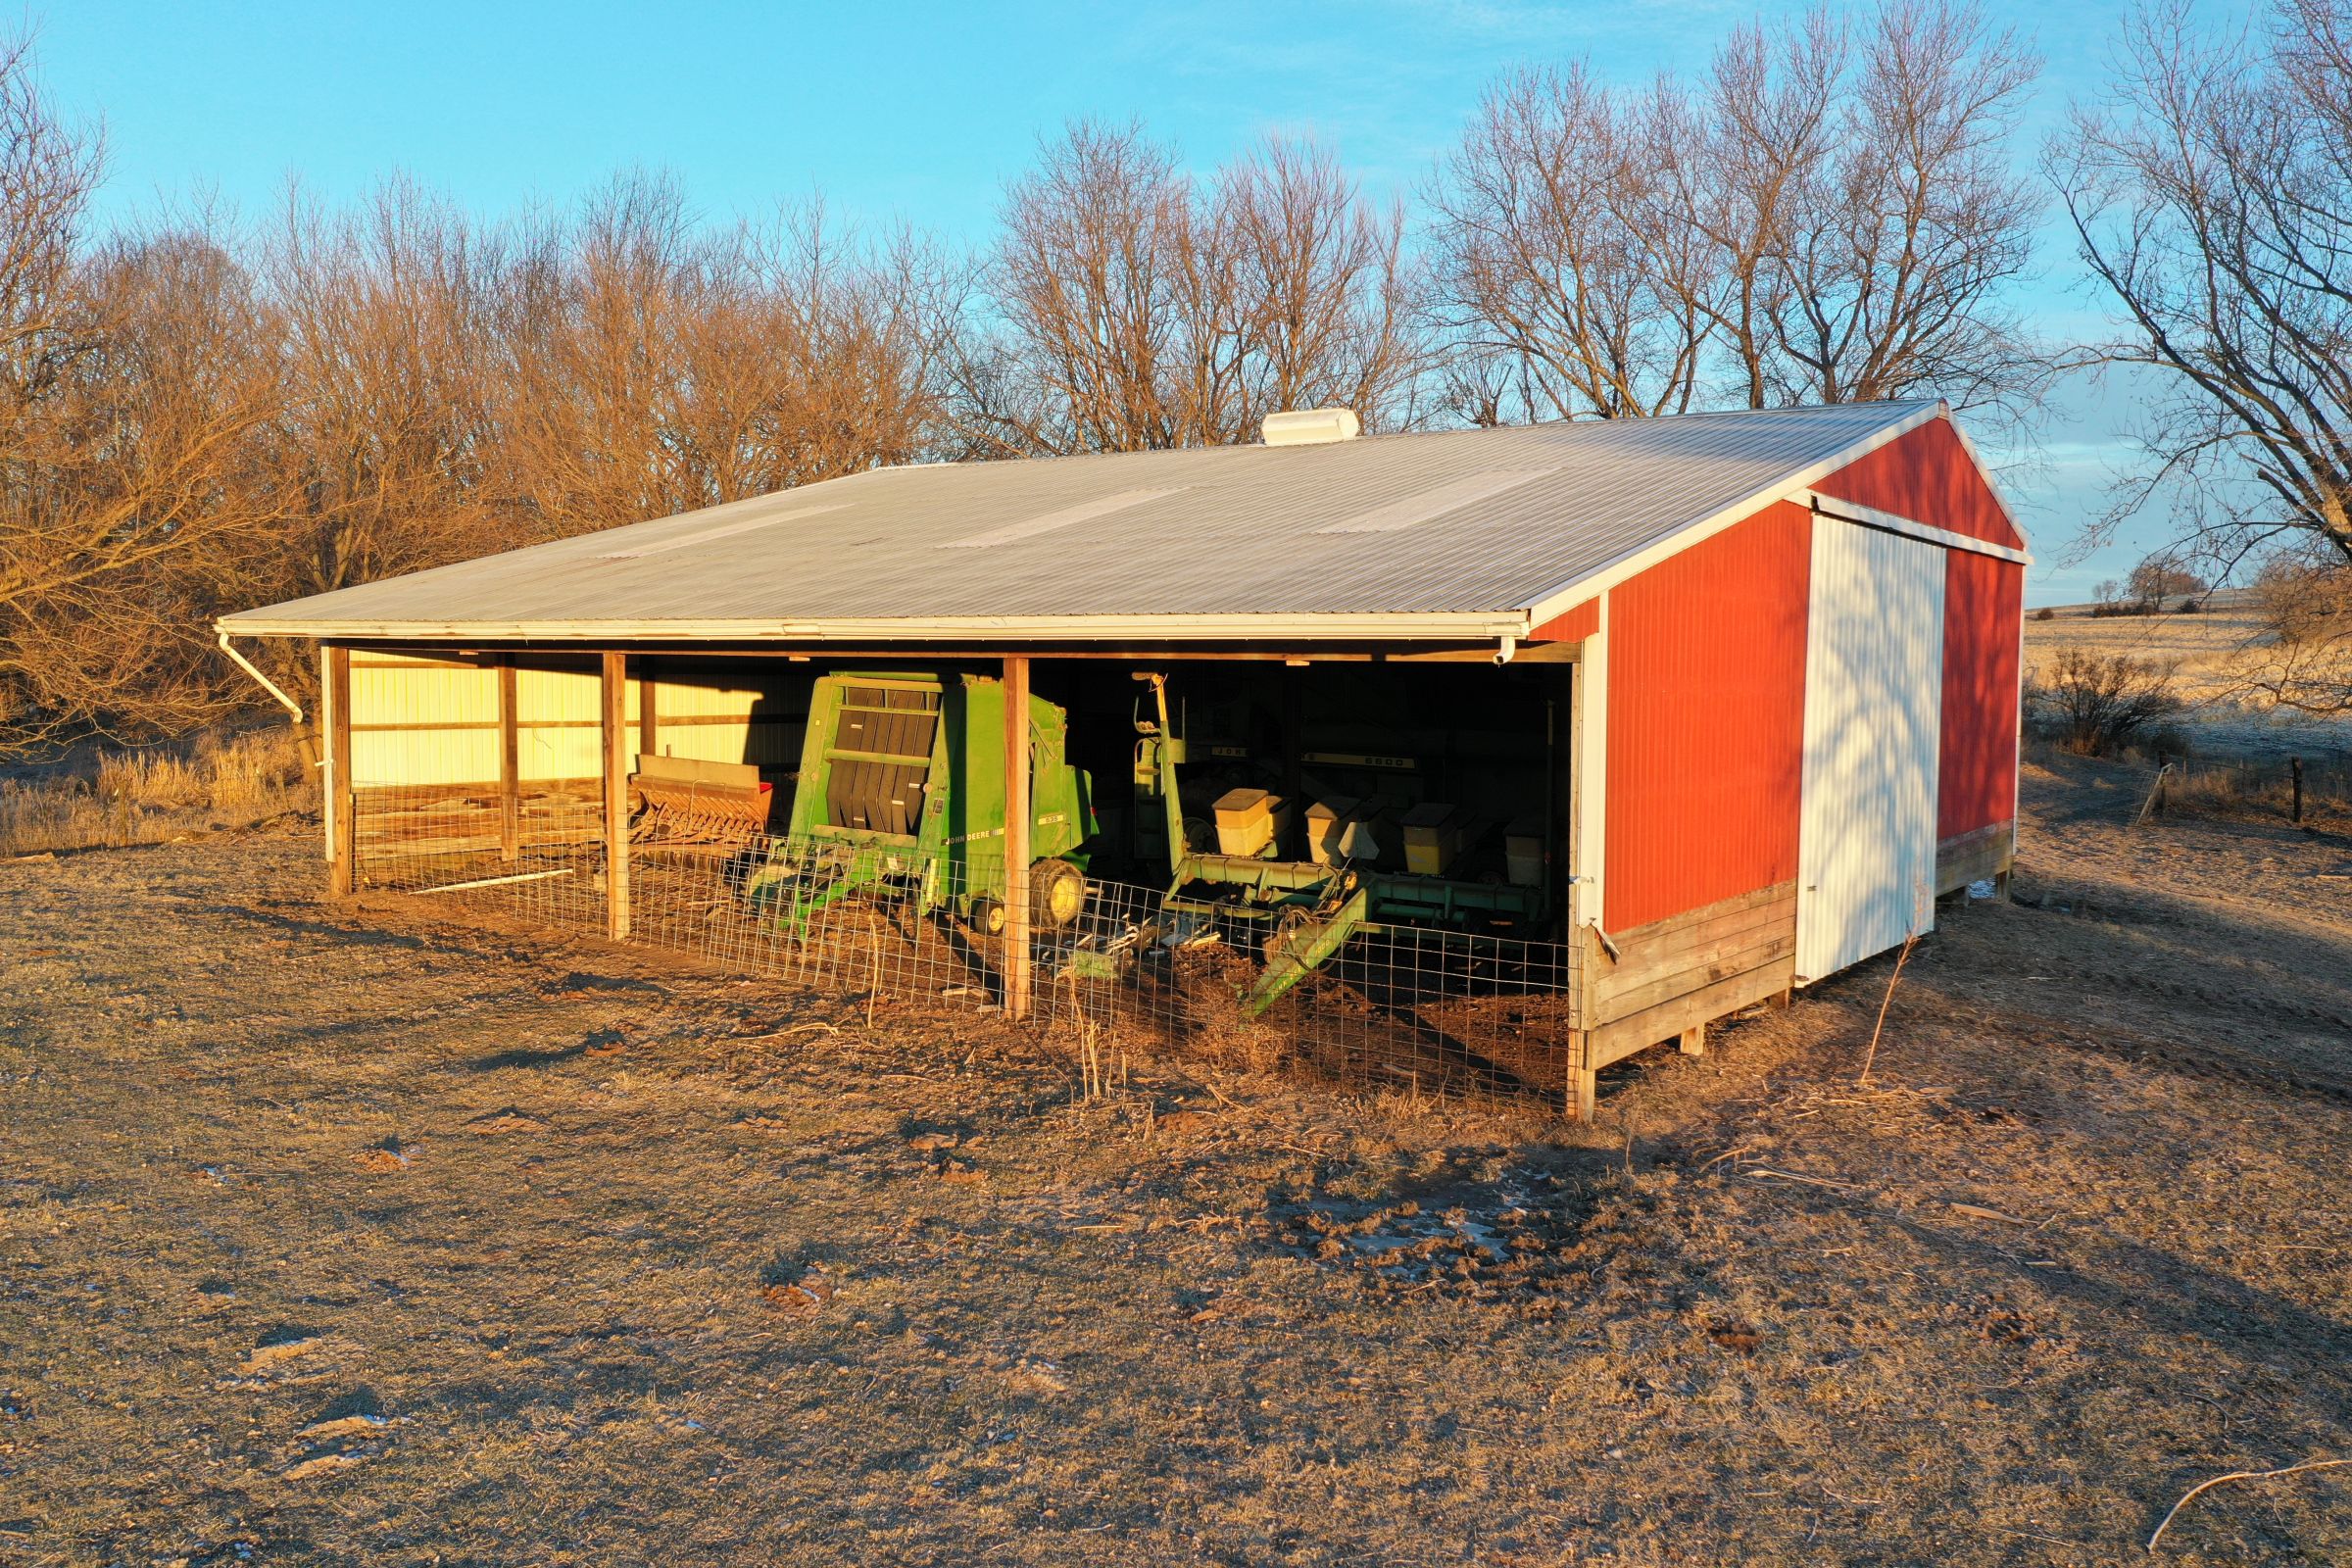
[2151, 752, 2352, 815]
[347, 780, 1585, 1107]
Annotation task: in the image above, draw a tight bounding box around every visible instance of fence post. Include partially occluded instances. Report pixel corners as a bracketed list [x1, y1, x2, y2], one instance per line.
[601, 652, 631, 942]
[325, 645, 355, 897]
[638, 656, 660, 760]
[1003, 655, 1032, 1020]
[497, 658, 520, 861]
[2292, 756, 2304, 824]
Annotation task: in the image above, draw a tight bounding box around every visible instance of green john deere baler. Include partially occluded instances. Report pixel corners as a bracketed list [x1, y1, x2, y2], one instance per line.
[746, 673, 1096, 939]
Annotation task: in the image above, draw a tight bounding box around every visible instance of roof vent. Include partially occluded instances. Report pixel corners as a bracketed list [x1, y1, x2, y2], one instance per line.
[1261, 407, 1360, 447]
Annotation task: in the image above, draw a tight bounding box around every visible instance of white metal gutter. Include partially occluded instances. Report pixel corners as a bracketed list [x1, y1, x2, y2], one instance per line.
[216, 631, 306, 722]
[211, 611, 1537, 644]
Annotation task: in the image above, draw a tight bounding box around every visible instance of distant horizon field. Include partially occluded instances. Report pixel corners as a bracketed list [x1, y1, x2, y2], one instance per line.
[2022, 591, 2352, 760]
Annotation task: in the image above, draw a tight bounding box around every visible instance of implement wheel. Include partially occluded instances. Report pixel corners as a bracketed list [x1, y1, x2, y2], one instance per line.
[1030, 858, 1088, 929]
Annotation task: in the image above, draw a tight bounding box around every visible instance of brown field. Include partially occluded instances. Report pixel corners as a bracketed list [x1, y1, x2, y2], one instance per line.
[2024, 591, 2352, 759]
[3, 753, 2348, 1565]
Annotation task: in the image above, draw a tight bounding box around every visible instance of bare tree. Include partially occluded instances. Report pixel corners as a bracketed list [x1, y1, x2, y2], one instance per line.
[1217, 138, 1421, 437]
[0, 38, 292, 749]
[1, 222, 286, 748]
[1683, 15, 1845, 411]
[2126, 551, 2208, 606]
[965, 122, 1200, 454]
[1427, 3, 2046, 425]
[960, 120, 1422, 454]
[2055, 0, 2352, 706]
[497, 172, 951, 530]
[1425, 66, 1714, 421]
[2239, 549, 2352, 710]
[262, 180, 505, 598]
[1762, 4, 2043, 414]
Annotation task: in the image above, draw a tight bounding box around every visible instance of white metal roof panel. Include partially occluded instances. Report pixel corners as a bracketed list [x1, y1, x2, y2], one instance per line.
[222, 400, 1944, 642]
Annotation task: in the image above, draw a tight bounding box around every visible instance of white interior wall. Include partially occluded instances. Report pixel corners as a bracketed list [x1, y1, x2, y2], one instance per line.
[347, 653, 803, 787]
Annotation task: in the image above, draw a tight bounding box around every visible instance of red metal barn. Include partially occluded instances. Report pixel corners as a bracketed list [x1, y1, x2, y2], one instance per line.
[221, 399, 2027, 1117]
[1522, 411, 2026, 1107]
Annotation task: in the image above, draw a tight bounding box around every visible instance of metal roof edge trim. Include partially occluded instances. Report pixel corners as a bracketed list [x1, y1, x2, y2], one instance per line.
[1792, 491, 2034, 564]
[1516, 400, 1947, 628]
[212, 611, 1533, 644]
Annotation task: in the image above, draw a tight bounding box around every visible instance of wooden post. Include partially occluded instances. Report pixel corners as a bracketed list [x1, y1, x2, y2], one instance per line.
[1281, 664, 1303, 852]
[497, 659, 520, 862]
[1569, 1060, 1597, 1124]
[325, 645, 355, 897]
[2292, 756, 2304, 824]
[1678, 1023, 1707, 1056]
[601, 652, 631, 942]
[638, 657, 660, 760]
[1003, 655, 1032, 1019]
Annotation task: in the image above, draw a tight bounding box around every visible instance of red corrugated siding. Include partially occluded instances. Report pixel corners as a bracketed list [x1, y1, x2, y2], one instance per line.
[1530, 598, 1598, 643]
[1605, 502, 1812, 932]
[1938, 551, 2023, 837]
[1812, 418, 2023, 551]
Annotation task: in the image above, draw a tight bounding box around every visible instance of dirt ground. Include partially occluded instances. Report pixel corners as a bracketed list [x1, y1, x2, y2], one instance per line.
[3, 755, 2348, 1566]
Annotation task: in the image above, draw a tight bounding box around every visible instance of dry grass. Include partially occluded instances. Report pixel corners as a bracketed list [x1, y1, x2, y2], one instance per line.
[2162, 759, 2352, 819]
[2025, 593, 2352, 759]
[0, 725, 317, 857]
[1, 757, 2347, 1563]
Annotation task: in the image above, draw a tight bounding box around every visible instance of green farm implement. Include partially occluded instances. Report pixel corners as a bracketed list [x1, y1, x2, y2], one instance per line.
[1134, 673, 1546, 1015]
[746, 673, 1096, 940]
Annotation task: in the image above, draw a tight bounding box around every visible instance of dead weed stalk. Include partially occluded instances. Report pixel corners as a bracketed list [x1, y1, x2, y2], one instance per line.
[2146, 1457, 2350, 1552]
[1860, 930, 1919, 1086]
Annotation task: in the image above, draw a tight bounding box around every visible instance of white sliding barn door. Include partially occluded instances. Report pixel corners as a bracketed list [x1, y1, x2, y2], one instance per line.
[1796, 519, 1946, 983]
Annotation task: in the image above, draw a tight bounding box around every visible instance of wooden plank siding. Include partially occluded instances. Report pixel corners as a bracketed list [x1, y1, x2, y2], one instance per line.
[1935, 819, 2014, 896]
[1582, 881, 1798, 1071]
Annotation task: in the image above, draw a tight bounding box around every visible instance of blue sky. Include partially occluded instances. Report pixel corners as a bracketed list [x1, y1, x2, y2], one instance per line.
[42, 0, 2169, 603]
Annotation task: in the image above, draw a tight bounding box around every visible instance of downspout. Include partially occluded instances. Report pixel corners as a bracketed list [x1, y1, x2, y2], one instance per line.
[1494, 635, 1517, 665]
[217, 630, 306, 724]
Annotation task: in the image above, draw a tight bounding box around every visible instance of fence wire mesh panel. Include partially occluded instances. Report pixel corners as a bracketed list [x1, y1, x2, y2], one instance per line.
[2157, 753, 2352, 808]
[350, 780, 609, 931]
[347, 786, 1587, 1108]
[627, 837, 1014, 1010]
[1043, 899, 1582, 1103]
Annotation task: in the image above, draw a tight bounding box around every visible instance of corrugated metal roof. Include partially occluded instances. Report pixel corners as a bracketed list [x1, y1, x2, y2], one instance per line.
[221, 399, 1944, 642]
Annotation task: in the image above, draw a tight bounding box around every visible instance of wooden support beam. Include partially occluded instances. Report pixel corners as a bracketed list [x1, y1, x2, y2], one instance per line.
[497, 659, 520, 861]
[638, 656, 660, 760]
[1678, 1023, 1707, 1056]
[1002, 655, 1032, 1020]
[1281, 665, 1302, 844]
[601, 652, 631, 942]
[325, 646, 355, 897]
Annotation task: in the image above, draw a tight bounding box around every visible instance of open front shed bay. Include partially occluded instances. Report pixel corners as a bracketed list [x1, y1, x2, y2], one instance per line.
[222, 399, 2028, 1118]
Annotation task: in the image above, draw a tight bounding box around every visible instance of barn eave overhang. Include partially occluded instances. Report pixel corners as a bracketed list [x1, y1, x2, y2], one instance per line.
[212, 610, 1538, 646]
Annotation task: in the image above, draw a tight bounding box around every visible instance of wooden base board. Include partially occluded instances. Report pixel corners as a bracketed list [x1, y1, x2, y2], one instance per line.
[1935, 819, 2014, 896]
[1567, 879, 1804, 1120]
[1565, 958, 1797, 1121]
